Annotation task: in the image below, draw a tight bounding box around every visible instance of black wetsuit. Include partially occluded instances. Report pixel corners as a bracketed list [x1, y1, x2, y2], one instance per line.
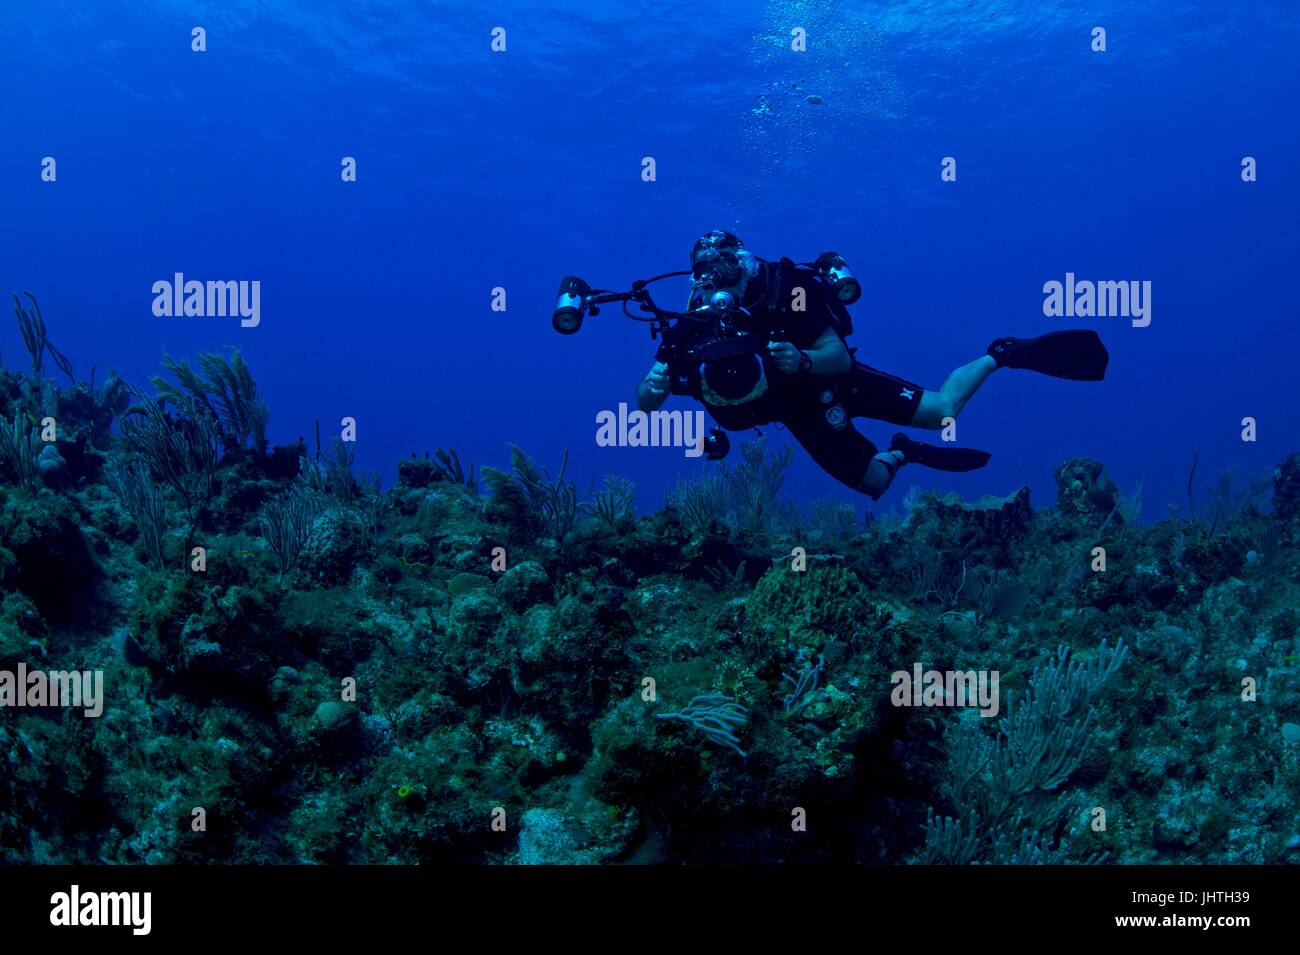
[656, 258, 926, 490]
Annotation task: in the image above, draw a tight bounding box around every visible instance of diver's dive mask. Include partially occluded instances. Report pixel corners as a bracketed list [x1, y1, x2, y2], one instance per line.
[690, 248, 744, 292]
[690, 229, 748, 293]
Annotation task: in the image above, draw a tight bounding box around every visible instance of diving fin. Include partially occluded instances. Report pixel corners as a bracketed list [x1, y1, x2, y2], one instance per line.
[889, 433, 991, 473]
[987, 330, 1109, 381]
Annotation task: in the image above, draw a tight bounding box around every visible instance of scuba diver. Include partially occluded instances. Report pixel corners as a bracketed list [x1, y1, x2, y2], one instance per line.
[555, 230, 1109, 500]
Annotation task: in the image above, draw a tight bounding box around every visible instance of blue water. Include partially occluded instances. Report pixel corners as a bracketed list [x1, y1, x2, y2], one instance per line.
[4, 0, 1298, 516]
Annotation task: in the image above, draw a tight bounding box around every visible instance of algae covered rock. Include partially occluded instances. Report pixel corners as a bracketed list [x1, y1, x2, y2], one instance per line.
[268, 665, 300, 704]
[1272, 453, 1300, 522]
[447, 587, 504, 638]
[0, 492, 93, 621]
[0, 544, 17, 590]
[908, 485, 1034, 548]
[448, 571, 493, 598]
[899, 486, 1033, 568]
[433, 533, 493, 572]
[747, 564, 872, 649]
[391, 532, 432, 566]
[1054, 458, 1119, 521]
[279, 587, 396, 669]
[513, 592, 632, 725]
[1198, 578, 1258, 640]
[443, 588, 509, 691]
[933, 485, 1033, 537]
[415, 487, 488, 544]
[298, 508, 369, 585]
[126, 572, 279, 688]
[586, 694, 693, 808]
[1181, 530, 1247, 587]
[312, 700, 354, 733]
[496, 560, 552, 611]
[515, 806, 636, 865]
[36, 444, 66, 486]
[397, 456, 440, 489]
[0, 592, 46, 664]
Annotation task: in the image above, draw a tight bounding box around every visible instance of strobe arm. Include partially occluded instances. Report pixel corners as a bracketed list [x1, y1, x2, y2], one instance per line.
[551, 270, 694, 334]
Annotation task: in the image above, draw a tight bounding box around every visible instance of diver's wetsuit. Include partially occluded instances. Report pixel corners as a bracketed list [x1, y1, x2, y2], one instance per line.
[656, 258, 926, 490]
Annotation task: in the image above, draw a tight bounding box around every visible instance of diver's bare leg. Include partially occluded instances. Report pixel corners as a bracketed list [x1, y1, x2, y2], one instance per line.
[910, 355, 998, 428]
[856, 450, 906, 499]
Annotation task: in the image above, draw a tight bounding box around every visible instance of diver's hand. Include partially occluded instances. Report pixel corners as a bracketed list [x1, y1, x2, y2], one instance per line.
[644, 361, 670, 397]
[767, 341, 803, 374]
[637, 361, 671, 413]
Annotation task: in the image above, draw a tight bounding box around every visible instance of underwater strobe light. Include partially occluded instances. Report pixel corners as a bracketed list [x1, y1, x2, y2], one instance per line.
[552, 275, 591, 334]
[813, 251, 861, 305]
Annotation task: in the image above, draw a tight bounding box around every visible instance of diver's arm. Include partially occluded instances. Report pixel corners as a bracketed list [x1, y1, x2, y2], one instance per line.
[637, 361, 671, 412]
[805, 327, 852, 375]
[769, 327, 851, 376]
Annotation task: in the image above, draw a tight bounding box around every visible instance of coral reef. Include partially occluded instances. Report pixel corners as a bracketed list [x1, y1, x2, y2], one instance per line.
[1, 344, 1298, 866]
